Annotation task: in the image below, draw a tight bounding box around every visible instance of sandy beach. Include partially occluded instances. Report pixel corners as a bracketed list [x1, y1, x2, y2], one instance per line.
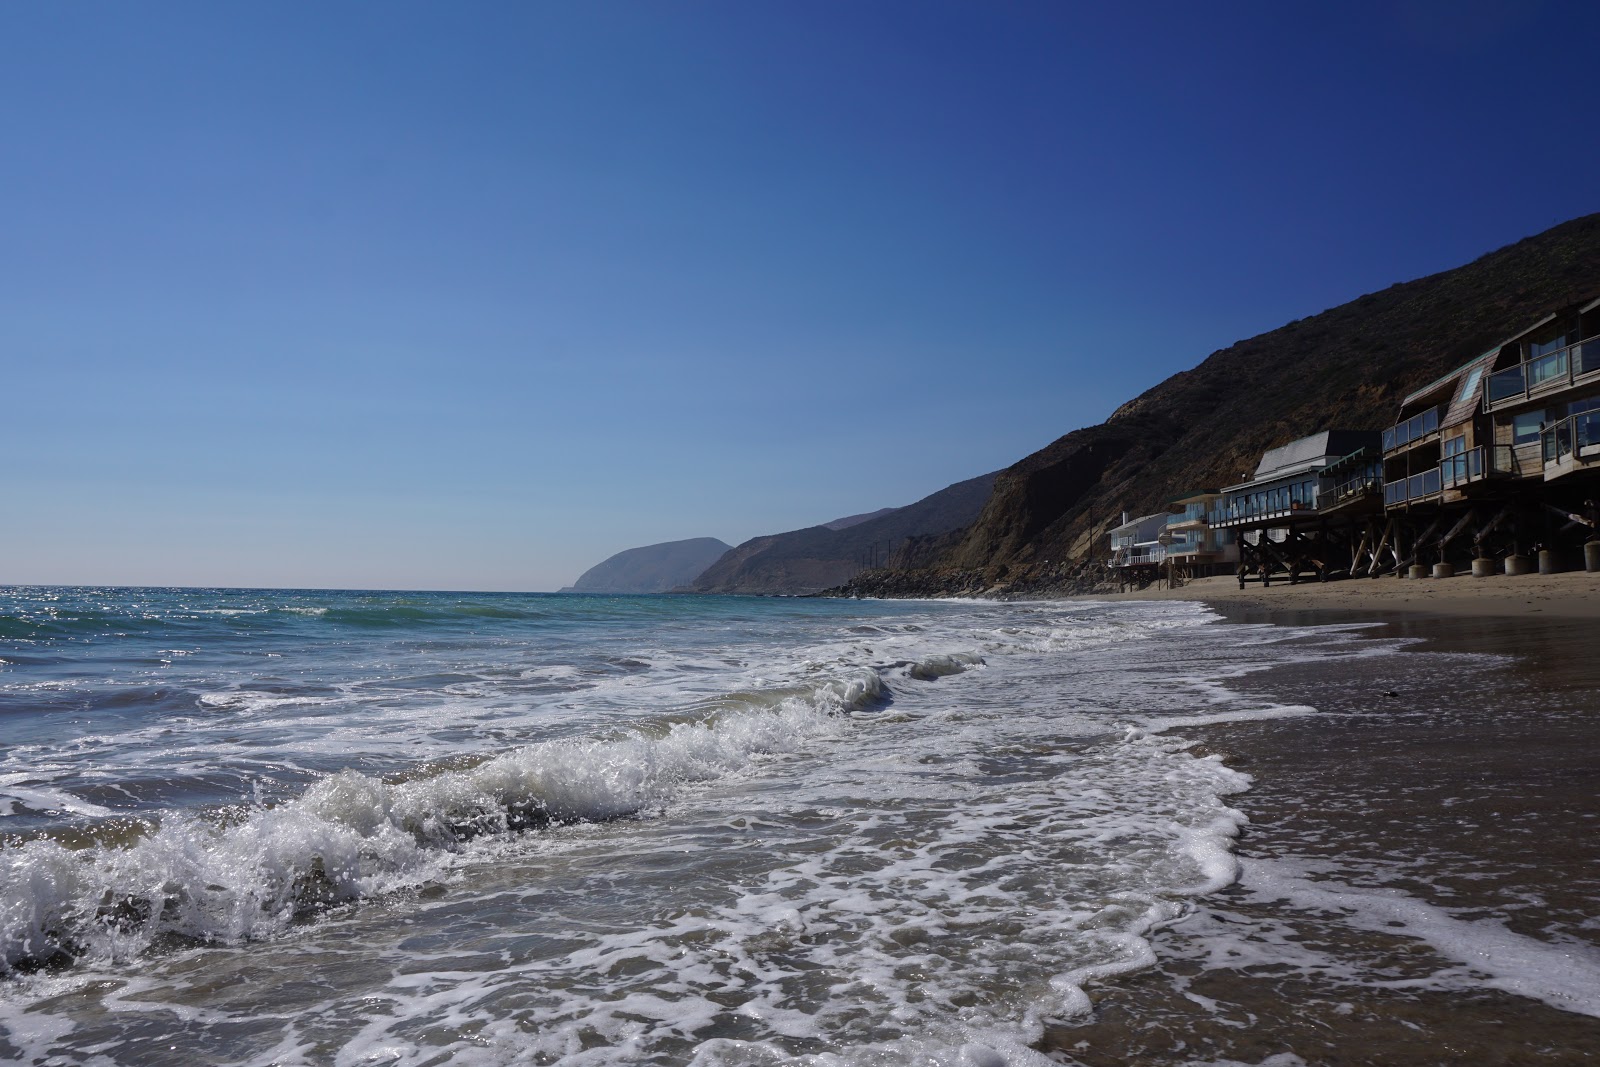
[1102, 567, 1600, 619]
[1042, 573, 1600, 1064]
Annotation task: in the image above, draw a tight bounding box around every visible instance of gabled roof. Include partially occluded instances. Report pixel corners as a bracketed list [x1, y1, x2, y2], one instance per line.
[1222, 430, 1382, 493]
[1400, 348, 1497, 420]
[1251, 430, 1380, 480]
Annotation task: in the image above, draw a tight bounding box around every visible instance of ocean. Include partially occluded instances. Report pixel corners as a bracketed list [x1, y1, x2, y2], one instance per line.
[0, 588, 1591, 1065]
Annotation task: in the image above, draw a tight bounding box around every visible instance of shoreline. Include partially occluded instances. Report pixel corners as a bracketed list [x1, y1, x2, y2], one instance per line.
[1043, 592, 1600, 1063]
[1087, 567, 1600, 619]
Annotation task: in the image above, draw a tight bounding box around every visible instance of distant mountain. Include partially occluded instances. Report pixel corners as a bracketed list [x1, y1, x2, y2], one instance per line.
[562, 537, 733, 594]
[823, 507, 900, 531]
[835, 212, 1600, 597]
[689, 472, 998, 595]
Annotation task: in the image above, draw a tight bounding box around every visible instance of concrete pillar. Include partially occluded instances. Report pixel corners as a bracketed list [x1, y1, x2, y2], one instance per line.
[1408, 564, 1428, 579]
[1504, 554, 1533, 576]
[1471, 558, 1496, 577]
[1432, 562, 1455, 579]
[1586, 541, 1600, 573]
[1538, 549, 1559, 575]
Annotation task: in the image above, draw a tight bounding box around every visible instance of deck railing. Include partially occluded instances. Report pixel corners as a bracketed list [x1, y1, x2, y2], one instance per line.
[1439, 447, 1483, 487]
[1383, 468, 1443, 505]
[1541, 411, 1600, 465]
[1113, 545, 1167, 567]
[1208, 499, 1319, 526]
[1327, 474, 1381, 507]
[1381, 406, 1440, 452]
[1389, 445, 1518, 504]
[1484, 335, 1600, 408]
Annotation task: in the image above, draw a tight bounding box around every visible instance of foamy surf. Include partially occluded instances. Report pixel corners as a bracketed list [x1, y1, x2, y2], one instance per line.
[0, 588, 1436, 1065]
[0, 668, 888, 974]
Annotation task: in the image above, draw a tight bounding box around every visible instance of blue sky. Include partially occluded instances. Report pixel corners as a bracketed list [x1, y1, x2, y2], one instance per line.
[4, 1, 1596, 590]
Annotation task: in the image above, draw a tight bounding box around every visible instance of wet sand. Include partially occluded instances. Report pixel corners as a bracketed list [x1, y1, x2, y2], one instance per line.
[1041, 602, 1600, 1065]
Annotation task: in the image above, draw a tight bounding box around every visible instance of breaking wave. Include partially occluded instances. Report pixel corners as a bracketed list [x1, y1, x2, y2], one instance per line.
[0, 667, 892, 974]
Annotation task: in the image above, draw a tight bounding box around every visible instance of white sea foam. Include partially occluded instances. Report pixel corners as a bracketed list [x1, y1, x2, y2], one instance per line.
[1241, 857, 1600, 1018]
[0, 594, 1434, 1066]
[0, 668, 885, 972]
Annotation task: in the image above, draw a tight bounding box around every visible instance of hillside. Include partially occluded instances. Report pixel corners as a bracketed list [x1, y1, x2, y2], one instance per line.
[690, 471, 998, 595]
[823, 507, 899, 531]
[836, 213, 1600, 596]
[561, 537, 732, 594]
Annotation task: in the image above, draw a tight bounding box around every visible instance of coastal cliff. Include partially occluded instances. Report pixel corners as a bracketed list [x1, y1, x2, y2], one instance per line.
[832, 213, 1600, 598]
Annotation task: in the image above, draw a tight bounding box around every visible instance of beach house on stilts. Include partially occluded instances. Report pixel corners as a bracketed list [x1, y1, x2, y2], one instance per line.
[1211, 430, 1382, 584]
[1107, 511, 1170, 590]
[1381, 296, 1600, 574]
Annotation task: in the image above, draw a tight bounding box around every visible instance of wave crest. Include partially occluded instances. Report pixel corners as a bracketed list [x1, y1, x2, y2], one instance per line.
[0, 668, 886, 974]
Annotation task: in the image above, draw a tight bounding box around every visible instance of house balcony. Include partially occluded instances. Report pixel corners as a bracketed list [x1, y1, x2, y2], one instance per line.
[1324, 474, 1383, 511]
[1207, 501, 1319, 529]
[1112, 544, 1168, 567]
[1483, 336, 1600, 412]
[1384, 468, 1441, 506]
[1381, 405, 1441, 454]
[1386, 446, 1518, 505]
[1539, 412, 1600, 481]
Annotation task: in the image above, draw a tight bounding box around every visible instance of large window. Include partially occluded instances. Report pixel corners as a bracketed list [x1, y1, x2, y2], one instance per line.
[1513, 411, 1544, 444]
[1529, 332, 1570, 360]
[1567, 394, 1600, 417]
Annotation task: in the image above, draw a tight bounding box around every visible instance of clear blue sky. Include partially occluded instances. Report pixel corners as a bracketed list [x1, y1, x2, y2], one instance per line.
[4, 1, 1596, 590]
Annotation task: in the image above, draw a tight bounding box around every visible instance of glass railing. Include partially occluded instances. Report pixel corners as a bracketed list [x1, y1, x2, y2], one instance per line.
[1487, 365, 1526, 403]
[1407, 469, 1441, 500]
[1329, 473, 1381, 505]
[1386, 469, 1443, 505]
[1382, 406, 1440, 452]
[1440, 447, 1486, 487]
[1542, 411, 1600, 464]
[1543, 420, 1571, 463]
[1576, 340, 1600, 377]
[1579, 411, 1600, 451]
[1208, 498, 1319, 524]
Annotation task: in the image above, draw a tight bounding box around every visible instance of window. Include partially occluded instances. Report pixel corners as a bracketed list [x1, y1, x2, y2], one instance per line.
[1529, 349, 1569, 386]
[1513, 411, 1544, 444]
[1443, 434, 1466, 457]
[1456, 367, 1484, 405]
[1530, 332, 1570, 360]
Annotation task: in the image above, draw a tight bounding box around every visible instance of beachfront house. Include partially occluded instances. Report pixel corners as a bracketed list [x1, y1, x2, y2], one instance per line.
[1163, 489, 1237, 578]
[1375, 296, 1600, 574]
[1480, 297, 1600, 491]
[1211, 430, 1382, 582]
[1357, 351, 1511, 577]
[1382, 349, 1503, 510]
[1108, 512, 1169, 570]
